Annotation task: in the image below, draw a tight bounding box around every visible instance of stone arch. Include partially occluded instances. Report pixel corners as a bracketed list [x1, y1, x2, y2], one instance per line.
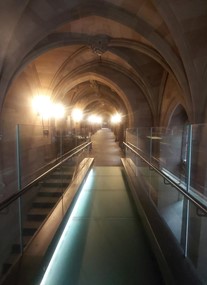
[0, 2, 190, 114]
[168, 104, 189, 128]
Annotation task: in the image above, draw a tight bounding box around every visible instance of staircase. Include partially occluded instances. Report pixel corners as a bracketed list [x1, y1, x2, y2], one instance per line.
[1, 165, 75, 277]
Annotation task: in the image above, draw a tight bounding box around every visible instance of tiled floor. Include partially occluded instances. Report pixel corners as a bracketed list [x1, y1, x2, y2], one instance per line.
[90, 128, 123, 166]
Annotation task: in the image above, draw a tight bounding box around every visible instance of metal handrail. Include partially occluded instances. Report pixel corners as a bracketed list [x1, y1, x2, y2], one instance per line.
[124, 141, 207, 215]
[21, 140, 90, 183]
[0, 141, 92, 212]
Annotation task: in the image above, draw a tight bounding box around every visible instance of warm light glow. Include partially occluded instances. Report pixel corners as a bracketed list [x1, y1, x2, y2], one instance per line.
[111, 113, 122, 124]
[32, 95, 52, 119]
[52, 103, 65, 119]
[72, 108, 83, 122]
[146, 136, 162, 140]
[88, 115, 102, 124]
[32, 96, 65, 119]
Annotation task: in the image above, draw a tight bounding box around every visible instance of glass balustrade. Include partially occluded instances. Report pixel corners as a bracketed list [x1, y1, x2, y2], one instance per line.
[125, 124, 207, 283]
[0, 124, 91, 282]
[1, 123, 207, 283]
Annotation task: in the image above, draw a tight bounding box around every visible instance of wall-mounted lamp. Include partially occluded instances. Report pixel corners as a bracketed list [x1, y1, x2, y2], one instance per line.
[32, 95, 65, 135]
[52, 103, 65, 119]
[88, 114, 102, 124]
[111, 113, 122, 124]
[71, 108, 83, 122]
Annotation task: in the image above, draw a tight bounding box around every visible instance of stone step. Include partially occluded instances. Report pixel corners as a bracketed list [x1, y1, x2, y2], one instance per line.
[57, 164, 75, 170]
[50, 172, 73, 179]
[38, 188, 63, 198]
[32, 197, 58, 208]
[27, 208, 50, 221]
[12, 243, 24, 254]
[40, 179, 70, 188]
[11, 235, 31, 253]
[22, 221, 42, 236]
[2, 254, 19, 276]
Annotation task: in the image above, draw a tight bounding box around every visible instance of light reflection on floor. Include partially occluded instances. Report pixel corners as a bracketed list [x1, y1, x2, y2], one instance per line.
[39, 167, 163, 285]
[40, 170, 94, 285]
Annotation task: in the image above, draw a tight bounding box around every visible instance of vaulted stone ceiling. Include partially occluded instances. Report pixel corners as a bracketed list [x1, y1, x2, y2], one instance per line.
[0, 0, 207, 127]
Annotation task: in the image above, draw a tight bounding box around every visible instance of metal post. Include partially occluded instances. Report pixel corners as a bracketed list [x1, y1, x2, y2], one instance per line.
[184, 124, 192, 257]
[149, 127, 152, 164]
[186, 125, 192, 193]
[135, 128, 138, 176]
[16, 124, 23, 254]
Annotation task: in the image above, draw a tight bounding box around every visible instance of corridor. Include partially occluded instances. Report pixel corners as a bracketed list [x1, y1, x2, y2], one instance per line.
[90, 128, 123, 166]
[39, 128, 163, 285]
[0, 2, 207, 284]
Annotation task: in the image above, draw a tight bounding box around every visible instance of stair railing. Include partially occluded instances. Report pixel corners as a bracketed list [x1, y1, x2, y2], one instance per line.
[0, 141, 92, 212]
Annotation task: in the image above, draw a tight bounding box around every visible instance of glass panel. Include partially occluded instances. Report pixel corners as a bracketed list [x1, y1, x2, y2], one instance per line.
[0, 123, 90, 283]
[0, 199, 21, 278]
[138, 127, 151, 160]
[126, 128, 138, 147]
[187, 201, 207, 284]
[125, 125, 207, 283]
[126, 127, 151, 160]
[0, 122, 18, 202]
[21, 181, 62, 249]
[125, 146, 138, 176]
[20, 146, 90, 249]
[17, 124, 73, 187]
[136, 158, 185, 247]
[17, 124, 88, 188]
[159, 126, 186, 184]
[18, 124, 59, 188]
[190, 124, 207, 206]
[126, 126, 188, 190]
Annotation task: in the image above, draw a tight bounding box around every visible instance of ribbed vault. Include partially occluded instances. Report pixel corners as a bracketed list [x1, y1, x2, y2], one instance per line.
[0, 0, 206, 130]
